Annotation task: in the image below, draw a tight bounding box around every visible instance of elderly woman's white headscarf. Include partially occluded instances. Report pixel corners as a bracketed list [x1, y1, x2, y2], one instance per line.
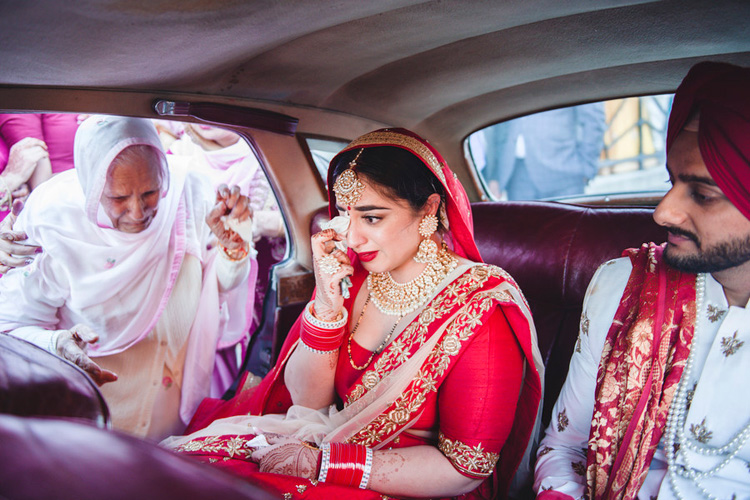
[76, 115, 171, 228]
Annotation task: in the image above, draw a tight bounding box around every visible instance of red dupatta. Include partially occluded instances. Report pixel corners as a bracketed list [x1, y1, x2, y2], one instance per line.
[585, 243, 696, 500]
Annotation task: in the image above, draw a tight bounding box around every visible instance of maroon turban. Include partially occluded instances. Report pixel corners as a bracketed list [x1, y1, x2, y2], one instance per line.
[666, 61, 750, 220]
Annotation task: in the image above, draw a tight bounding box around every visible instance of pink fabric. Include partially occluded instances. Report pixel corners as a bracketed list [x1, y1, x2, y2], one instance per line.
[0, 140, 8, 221]
[0, 113, 78, 174]
[666, 62, 750, 220]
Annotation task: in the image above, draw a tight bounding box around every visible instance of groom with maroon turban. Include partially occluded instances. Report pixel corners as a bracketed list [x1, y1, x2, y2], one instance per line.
[534, 61, 750, 500]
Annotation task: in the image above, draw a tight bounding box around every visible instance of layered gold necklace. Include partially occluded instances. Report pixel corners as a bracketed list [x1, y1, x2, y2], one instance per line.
[366, 242, 457, 317]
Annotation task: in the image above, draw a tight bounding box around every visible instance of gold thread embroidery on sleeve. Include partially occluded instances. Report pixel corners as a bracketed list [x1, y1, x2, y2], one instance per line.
[438, 431, 499, 477]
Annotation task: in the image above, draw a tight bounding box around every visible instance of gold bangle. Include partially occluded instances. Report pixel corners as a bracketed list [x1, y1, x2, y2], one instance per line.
[219, 243, 249, 261]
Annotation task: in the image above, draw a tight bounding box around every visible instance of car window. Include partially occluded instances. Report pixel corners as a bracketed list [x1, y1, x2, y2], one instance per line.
[468, 94, 673, 201]
[303, 137, 349, 186]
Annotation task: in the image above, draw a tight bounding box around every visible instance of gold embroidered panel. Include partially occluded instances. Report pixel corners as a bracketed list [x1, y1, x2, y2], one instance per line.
[343, 131, 447, 184]
[175, 435, 253, 460]
[345, 265, 524, 448]
[438, 431, 500, 477]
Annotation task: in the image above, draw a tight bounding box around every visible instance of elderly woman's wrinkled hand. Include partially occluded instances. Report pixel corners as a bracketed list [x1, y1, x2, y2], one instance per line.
[248, 433, 320, 480]
[311, 228, 353, 320]
[206, 184, 253, 250]
[56, 324, 118, 386]
[0, 200, 41, 274]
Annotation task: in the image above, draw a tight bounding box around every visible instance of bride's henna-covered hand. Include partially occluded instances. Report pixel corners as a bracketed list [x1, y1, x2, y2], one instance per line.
[249, 434, 320, 480]
[311, 228, 353, 321]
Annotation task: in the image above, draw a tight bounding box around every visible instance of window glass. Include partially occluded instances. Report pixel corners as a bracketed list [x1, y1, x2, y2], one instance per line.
[155, 119, 288, 340]
[468, 94, 673, 201]
[304, 137, 349, 185]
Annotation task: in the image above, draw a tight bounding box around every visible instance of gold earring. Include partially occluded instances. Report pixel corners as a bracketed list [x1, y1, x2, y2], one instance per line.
[414, 214, 438, 263]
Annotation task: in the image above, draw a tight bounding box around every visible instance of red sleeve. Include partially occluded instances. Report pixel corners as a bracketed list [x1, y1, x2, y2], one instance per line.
[437, 307, 524, 478]
[0, 114, 44, 146]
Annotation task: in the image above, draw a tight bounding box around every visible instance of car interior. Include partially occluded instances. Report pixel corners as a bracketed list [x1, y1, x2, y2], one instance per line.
[1, 1, 750, 499]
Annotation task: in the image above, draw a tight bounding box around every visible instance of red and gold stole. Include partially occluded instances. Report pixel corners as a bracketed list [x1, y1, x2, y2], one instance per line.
[339, 264, 527, 448]
[585, 243, 696, 500]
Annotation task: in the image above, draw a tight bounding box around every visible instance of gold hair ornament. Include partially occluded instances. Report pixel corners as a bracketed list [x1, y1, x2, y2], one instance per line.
[333, 149, 365, 208]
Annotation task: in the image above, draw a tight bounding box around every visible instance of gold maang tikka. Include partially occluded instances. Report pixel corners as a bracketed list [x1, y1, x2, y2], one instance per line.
[333, 149, 365, 208]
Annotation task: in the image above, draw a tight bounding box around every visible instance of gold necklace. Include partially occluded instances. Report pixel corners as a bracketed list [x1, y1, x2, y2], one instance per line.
[367, 242, 457, 316]
[347, 294, 402, 370]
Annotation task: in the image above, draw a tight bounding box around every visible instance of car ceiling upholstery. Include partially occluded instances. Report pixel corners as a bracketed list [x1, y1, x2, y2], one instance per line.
[1, 0, 749, 155]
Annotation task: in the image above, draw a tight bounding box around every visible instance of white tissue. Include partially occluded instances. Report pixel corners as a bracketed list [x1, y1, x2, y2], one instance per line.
[320, 215, 350, 252]
[221, 215, 254, 242]
[246, 434, 269, 448]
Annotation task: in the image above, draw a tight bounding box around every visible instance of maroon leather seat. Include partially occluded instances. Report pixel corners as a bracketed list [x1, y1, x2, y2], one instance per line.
[0, 332, 109, 426]
[472, 201, 665, 426]
[0, 414, 278, 500]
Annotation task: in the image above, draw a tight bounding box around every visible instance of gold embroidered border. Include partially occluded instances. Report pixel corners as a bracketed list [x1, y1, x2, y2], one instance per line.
[438, 431, 499, 477]
[345, 265, 490, 406]
[346, 265, 523, 447]
[343, 131, 447, 184]
[175, 435, 252, 460]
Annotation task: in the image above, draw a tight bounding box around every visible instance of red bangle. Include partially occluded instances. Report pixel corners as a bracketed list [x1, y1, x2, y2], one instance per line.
[300, 302, 346, 352]
[319, 443, 372, 489]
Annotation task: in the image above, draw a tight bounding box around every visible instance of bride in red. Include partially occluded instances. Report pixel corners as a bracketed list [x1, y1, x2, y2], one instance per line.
[163, 129, 543, 499]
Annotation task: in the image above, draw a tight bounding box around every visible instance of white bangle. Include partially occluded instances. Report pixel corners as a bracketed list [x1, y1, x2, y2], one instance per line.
[0, 176, 11, 211]
[300, 340, 338, 355]
[359, 446, 373, 489]
[304, 302, 347, 330]
[317, 443, 331, 483]
[47, 331, 61, 354]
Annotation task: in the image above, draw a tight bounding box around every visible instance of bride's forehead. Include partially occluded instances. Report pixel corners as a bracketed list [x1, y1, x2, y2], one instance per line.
[352, 181, 403, 207]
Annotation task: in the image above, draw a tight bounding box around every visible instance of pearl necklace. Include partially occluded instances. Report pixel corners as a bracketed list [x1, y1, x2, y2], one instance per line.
[665, 273, 750, 499]
[367, 242, 457, 317]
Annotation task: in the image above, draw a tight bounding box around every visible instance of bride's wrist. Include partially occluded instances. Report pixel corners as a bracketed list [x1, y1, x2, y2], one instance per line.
[311, 301, 342, 322]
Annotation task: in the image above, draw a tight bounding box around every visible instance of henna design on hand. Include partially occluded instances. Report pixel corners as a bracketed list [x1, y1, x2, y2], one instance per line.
[258, 443, 319, 480]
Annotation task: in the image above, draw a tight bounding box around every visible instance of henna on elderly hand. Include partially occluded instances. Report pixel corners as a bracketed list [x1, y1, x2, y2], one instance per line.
[258, 443, 319, 479]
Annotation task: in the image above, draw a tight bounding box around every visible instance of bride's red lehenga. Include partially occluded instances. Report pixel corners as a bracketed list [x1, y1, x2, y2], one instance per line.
[168, 129, 544, 500]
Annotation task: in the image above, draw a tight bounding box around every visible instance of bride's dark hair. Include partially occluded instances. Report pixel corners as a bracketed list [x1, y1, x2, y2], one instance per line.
[331, 146, 446, 229]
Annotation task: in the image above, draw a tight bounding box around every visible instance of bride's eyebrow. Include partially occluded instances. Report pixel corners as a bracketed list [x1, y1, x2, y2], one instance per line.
[353, 205, 390, 212]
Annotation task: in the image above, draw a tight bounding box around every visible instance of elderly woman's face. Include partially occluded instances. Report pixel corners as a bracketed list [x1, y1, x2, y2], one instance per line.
[101, 150, 162, 233]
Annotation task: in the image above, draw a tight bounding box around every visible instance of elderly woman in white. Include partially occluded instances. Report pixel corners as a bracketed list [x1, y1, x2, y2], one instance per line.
[0, 116, 255, 441]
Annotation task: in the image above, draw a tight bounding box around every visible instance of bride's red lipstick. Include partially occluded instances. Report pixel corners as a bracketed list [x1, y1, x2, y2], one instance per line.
[357, 251, 378, 262]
